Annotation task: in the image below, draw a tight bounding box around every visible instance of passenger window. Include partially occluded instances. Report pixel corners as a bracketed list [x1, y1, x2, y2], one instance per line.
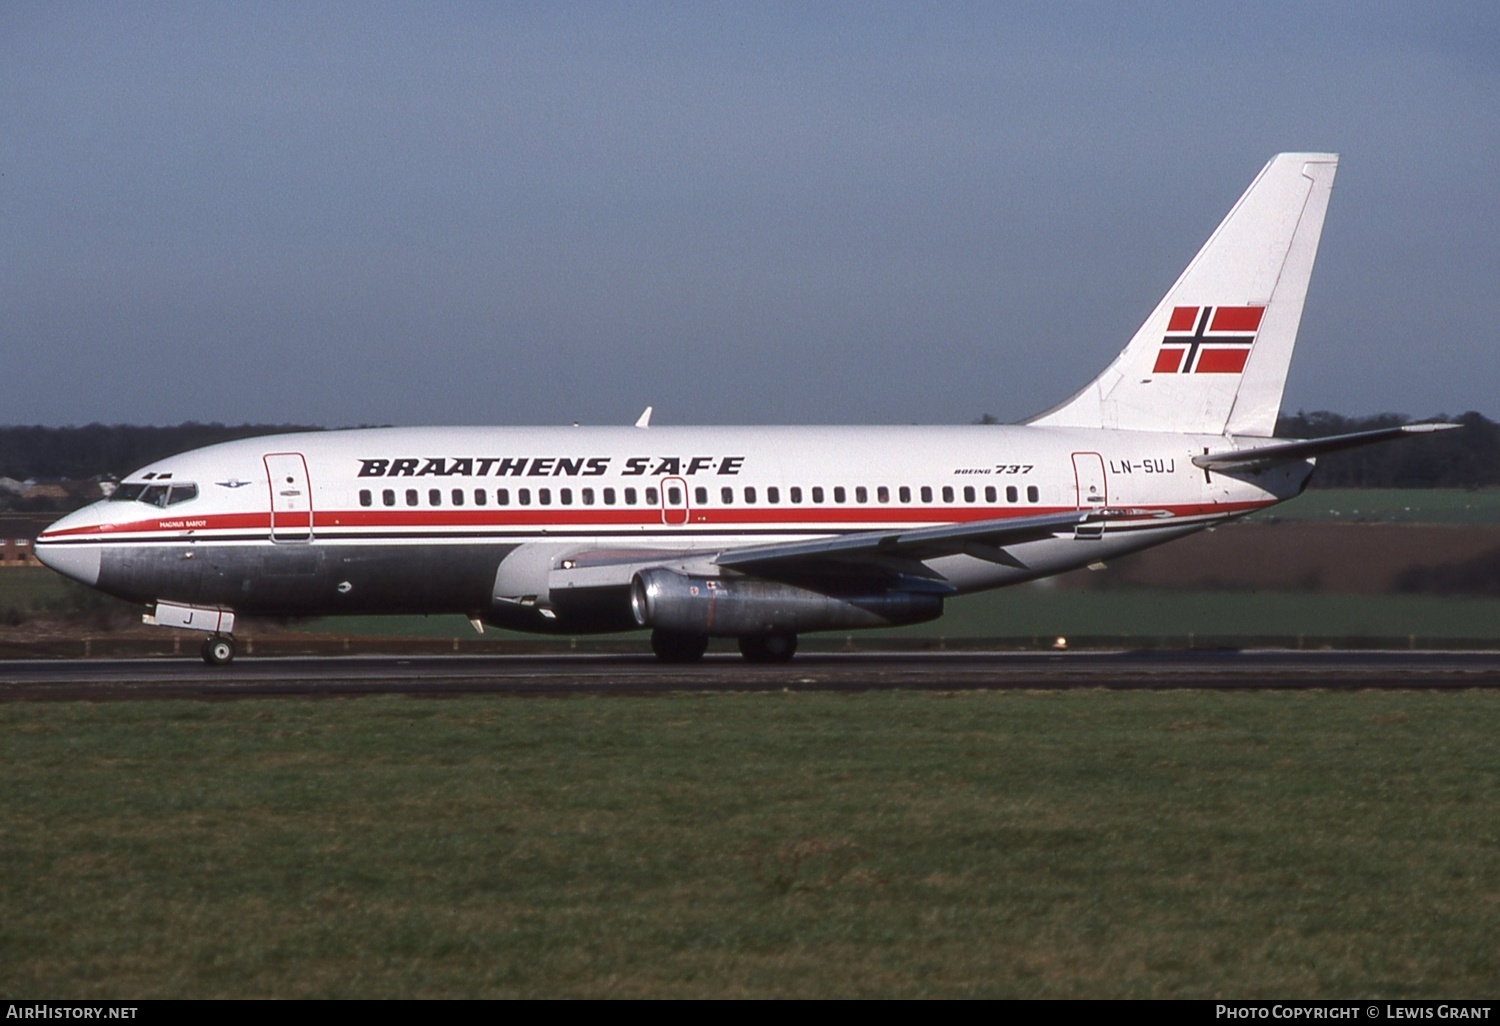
[625, 488, 637, 505]
[518, 489, 531, 506]
[1027, 485, 1040, 503]
[877, 486, 889, 503]
[429, 489, 442, 506]
[767, 487, 779, 504]
[667, 486, 682, 504]
[498, 489, 510, 506]
[694, 487, 708, 504]
[359, 489, 372, 507]
[1006, 486, 1018, 503]
[790, 487, 803, 503]
[899, 486, 911, 503]
[383, 489, 395, 507]
[405, 489, 419, 506]
[645, 487, 659, 504]
[834, 486, 846, 503]
[583, 488, 595, 506]
[855, 486, 867, 503]
[474, 489, 487, 506]
[539, 488, 552, 506]
[942, 486, 954, 503]
[604, 488, 616, 505]
[812, 487, 824, 503]
[985, 486, 996, 503]
[721, 486, 734, 504]
[744, 487, 756, 504]
[920, 486, 933, 503]
[560, 488, 573, 505]
[451, 489, 464, 506]
[963, 486, 975, 503]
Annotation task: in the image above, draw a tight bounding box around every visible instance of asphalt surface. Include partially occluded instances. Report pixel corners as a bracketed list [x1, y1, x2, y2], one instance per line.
[3, 649, 1500, 701]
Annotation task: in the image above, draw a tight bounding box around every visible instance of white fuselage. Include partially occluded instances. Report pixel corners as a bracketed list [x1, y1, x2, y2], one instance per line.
[36, 423, 1311, 635]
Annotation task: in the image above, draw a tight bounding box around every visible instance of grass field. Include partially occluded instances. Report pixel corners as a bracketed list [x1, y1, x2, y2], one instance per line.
[2, 690, 1497, 998]
[1270, 488, 1500, 524]
[10, 570, 1500, 649]
[0, 567, 114, 619]
[884, 586, 1500, 644]
[291, 588, 1500, 648]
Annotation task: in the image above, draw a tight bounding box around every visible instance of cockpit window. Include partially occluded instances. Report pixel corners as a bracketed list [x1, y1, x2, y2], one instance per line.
[109, 482, 199, 507]
[109, 483, 148, 502]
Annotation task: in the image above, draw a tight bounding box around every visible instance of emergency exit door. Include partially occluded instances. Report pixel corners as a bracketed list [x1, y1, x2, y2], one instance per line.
[660, 476, 690, 526]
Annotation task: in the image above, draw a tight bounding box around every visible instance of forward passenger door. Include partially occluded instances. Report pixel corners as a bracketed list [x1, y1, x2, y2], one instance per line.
[264, 452, 313, 542]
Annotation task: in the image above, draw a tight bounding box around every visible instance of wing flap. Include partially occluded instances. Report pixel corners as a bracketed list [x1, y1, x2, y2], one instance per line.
[542, 510, 1092, 595]
[714, 509, 1088, 573]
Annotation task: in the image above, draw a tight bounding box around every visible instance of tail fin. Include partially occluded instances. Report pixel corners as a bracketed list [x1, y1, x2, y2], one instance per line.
[1029, 153, 1338, 437]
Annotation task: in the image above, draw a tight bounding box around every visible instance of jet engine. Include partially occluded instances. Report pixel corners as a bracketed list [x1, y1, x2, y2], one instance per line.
[629, 567, 943, 637]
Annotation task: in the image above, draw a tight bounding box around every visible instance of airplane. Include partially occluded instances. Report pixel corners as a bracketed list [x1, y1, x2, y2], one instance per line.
[36, 153, 1455, 665]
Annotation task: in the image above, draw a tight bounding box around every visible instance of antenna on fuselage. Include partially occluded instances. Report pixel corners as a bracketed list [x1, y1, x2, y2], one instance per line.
[635, 406, 653, 429]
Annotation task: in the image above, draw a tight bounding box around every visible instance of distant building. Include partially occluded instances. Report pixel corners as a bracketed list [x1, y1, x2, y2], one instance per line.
[22, 481, 71, 502]
[0, 515, 51, 568]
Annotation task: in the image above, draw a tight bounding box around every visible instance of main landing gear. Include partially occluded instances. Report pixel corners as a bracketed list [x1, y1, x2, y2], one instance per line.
[649, 629, 800, 663]
[201, 635, 236, 666]
[650, 629, 710, 663]
[738, 634, 798, 663]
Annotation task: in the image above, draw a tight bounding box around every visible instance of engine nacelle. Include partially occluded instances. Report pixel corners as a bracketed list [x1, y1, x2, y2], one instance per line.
[630, 568, 943, 637]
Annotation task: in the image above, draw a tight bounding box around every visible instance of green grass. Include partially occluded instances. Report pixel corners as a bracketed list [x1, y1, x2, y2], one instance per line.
[887, 586, 1500, 643]
[0, 567, 93, 612]
[2, 691, 1497, 998]
[0, 567, 124, 625]
[302, 588, 1500, 646]
[1268, 488, 1500, 524]
[20, 556, 1500, 646]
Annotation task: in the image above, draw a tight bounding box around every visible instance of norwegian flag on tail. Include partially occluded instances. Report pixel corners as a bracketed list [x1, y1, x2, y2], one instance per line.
[1152, 305, 1265, 374]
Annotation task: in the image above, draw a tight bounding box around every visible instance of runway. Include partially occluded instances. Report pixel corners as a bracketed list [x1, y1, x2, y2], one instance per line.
[2, 649, 1500, 701]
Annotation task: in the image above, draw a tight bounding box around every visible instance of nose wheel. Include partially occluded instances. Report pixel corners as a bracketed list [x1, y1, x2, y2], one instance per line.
[201, 635, 236, 666]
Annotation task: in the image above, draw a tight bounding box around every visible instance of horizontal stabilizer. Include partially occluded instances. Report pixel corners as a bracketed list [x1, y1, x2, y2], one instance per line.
[1192, 423, 1460, 470]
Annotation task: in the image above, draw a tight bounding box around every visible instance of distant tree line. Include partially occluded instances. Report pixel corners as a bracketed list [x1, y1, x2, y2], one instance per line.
[1, 412, 1497, 510]
[1273, 411, 1500, 489]
[0, 423, 324, 482]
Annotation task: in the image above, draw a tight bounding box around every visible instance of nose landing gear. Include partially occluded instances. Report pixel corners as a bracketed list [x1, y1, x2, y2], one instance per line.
[201, 635, 236, 666]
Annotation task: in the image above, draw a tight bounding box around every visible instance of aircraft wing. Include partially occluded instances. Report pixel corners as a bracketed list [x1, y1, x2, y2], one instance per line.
[713, 509, 1090, 574]
[1192, 423, 1459, 471]
[545, 510, 1098, 597]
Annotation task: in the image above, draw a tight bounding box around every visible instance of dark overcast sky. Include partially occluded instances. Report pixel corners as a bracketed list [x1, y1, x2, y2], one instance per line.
[3, 1, 1497, 428]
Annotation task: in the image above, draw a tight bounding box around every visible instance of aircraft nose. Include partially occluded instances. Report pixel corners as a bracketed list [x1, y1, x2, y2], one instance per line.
[35, 514, 104, 587]
[36, 540, 102, 586]
[35, 538, 102, 587]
